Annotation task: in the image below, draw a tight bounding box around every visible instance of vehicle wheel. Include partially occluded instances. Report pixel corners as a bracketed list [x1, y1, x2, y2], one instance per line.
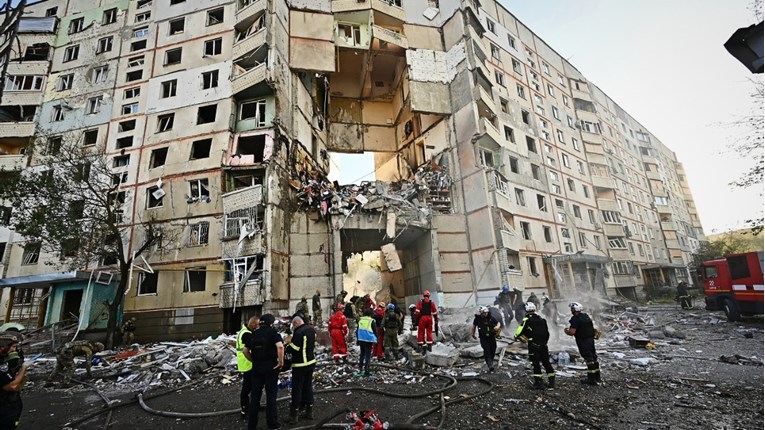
[723, 298, 741, 322]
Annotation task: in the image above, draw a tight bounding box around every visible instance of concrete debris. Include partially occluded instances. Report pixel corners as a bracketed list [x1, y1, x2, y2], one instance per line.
[423, 343, 459, 367]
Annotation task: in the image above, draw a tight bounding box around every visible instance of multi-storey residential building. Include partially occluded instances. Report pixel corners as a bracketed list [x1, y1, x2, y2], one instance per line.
[0, 0, 705, 340]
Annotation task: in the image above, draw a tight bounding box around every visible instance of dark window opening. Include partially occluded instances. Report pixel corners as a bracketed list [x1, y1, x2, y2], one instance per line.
[157, 113, 174, 132]
[197, 104, 217, 124]
[165, 48, 182, 65]
[236, 135, 266, 162]
[46, 7, 58, 16]
[126, 70, 143, 82]
[69, 200, 85, 219]
[202, 70, 218, 89]
[150, 147, 168, 168]
[117, 136, 134, 148]
[147, 186, 164, 208]
[24, 44, 50, 61]
[183, 268, 206, 292]
[0, 206, 12, 225]
[207, 8, 224, 25]
[138, 272, 158, 295]
[131, 40, 147, 51]
[113, 155, 130, 167]
[169, 18, 185, 35]
[118, 120, 136, 132]
[82, 129, 98, 146]
[191, 138, 212, 159]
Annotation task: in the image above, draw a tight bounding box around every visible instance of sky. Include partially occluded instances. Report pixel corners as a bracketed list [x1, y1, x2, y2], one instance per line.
[505, 0, 763, 234]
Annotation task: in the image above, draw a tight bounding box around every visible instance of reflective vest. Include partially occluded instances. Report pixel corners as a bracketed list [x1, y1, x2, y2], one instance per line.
[357, 316, 377, 343]
[236, 324, 252, 372]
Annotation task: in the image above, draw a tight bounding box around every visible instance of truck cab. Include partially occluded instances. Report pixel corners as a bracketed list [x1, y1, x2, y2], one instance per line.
[700, 251, 764, 321]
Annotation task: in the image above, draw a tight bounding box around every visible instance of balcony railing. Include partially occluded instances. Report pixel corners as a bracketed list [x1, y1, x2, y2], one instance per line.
[219, 279, 264, 308]
[233, 27, 267, 60]
[236, 0, 267, 27]
[0, 155, 28, 171]
[0, 122, 34, 138]
[232, 62, 267, 95]
[372, 25, 407, 49]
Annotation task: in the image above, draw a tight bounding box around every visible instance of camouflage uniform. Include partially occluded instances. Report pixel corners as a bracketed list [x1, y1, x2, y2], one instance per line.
[48, 340, 100, 384]
[295, 298, 310, 322]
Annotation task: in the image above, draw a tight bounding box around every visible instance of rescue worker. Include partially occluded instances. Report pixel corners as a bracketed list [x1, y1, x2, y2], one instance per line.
[408, 304, 418, 331]
[244, 314, 284, 430]
[343, 297, 357, 342]
[236, 316, 259, 418]
[0, 332, 27, 430]
[48, 340, 105, 385]
[471, 306, 500, 372]
[311, 289, 323, 325]
[515, 302, 556, 389]
[564, 302, 602, 385]
[335, 290, 348, 311]
[541, 293, 557, 322]
[527, 292, 541, 310]
[295, 297, 310, 322]
[356, 308, 378, 377]
[389, 297, 405, 334]
[328, 303, 349, 362]
[372, 302, 385, 360]
[382, 303, 401, 361]
[513, 288, 526, 324]
[676, 281, 692, 309]
[415, 290, 438, 352]
[285, 316, 317, 424]
[121, 317, 137, 346]
[497, 285, 514, 326]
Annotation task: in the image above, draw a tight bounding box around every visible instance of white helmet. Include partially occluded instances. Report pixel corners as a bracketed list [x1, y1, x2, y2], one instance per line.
[479, 306, 489, 314]
[569, 302, 583, 312]
[524, 302, 537, 312]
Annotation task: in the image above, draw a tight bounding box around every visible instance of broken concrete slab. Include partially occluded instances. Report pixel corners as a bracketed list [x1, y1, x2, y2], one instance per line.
[424, 343, 459, 367]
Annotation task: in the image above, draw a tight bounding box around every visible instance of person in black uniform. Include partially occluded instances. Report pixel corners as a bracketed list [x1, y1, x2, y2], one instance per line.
[496, 286, 514, 326]
[0, 332, 27, 430]
[514, 302, 556, 389]
[244, 314, 284, 430]
[676, 281, 692, 309]
[564, 302, 602, 385]
[285, 316, 317, 425]
[471, 306, 500, 372]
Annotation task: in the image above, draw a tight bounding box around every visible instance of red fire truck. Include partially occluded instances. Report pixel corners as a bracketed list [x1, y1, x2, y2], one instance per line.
[700, 251, 764, 321]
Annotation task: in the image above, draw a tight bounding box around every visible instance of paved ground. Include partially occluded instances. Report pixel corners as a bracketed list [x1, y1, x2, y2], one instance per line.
[18, 304, 764, 430]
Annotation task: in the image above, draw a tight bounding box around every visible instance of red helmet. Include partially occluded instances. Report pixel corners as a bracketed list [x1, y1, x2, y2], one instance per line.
[423, 290, 430, 297]
[337, 303, 345, 310]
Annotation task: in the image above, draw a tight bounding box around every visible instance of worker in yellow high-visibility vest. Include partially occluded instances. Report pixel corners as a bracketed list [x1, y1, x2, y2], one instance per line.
[237, 316, 260, 418]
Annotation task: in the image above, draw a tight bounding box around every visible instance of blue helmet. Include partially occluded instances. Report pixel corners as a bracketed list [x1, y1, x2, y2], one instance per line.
[502, 285, 510, 293]
[387, 303, 395, 310]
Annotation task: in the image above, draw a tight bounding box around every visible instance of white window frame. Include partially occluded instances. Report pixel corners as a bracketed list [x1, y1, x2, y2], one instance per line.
[96, 36, 113, 54]
[204, 37, 222, 56]
[63, 45, 80, 62]
[188, 222, 210, 246]
[87, 95, 103, 114]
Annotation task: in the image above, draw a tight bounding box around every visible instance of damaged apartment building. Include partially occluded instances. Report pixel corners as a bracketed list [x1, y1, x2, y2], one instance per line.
[0, 0, 705, 340]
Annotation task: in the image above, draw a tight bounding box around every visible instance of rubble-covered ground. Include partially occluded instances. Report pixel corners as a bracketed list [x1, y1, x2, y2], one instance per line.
[19, 304, 763, 430]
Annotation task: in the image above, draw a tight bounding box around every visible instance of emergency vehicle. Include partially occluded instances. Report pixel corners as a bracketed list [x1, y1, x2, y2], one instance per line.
[699, 251, 764, 321]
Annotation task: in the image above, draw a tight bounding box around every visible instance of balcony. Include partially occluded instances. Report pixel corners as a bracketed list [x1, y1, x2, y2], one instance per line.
[665, 239, 681, 250]
[608, 248, 631, 261]
[219, 279, 264, 308]
[603, 223, 625, 237]
[596, 199, 619, 212]
[232, 62, 267, 95]
[613, 274, 638, 288]
[571, 87, 591, 101]
[479, 117, 502, 146]
[0, 155, 28, 171]
[233, 27, 267, 60]
[591, 175, 615, 190]
[236, 0, 267, 28]
[476, 85, 495, 113]
[645, 169, 661, 181]
[501, 230, 522, 252]
[372, 25, 407, 49]
[0, 122, 34, 138]
[661, 221, 677, 231]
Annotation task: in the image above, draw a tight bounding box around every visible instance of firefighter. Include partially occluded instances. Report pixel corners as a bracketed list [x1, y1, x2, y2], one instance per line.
[408, 304, 418, 331]
[515, 302, 556, 389]
[496, 285, 514, 326]
[415, 290, 438, 352]
[328, 304, 349, 362]
[676, 281, 692, 309]
[564, 302, 602, 385]
[471, 306, 500, 372]
[382, 303, 401, 361]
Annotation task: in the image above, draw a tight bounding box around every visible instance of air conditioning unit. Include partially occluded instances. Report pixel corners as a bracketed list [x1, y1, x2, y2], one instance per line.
[152, 188, 166, 200]
[95, 271, 113, 285]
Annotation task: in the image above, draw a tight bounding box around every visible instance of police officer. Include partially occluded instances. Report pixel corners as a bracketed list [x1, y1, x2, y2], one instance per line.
[285, 316, 316, 424]
[515, 302, 556, 389]
[244, 314, 284, 430]
[471, 306, 500, 372]
[0, 332, 27, 429]
[236, 316, 259, 418]
[564, 302, 602, 385]
[382, 303, 401, 361]
[48, 340, 104, 385]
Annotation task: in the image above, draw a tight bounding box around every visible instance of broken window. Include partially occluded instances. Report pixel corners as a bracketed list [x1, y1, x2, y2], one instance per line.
[508, 156, 519, 173]
[573, 205, 581, 219]
[69, 17, 84, 34]
[479, 148, 495, 168]
[486, 19, 495, 34]
[197, 104, 217, 124]
[112, 172, 128, 185]
[21, 243, 40, 265]
[55, 74, 72, 91]
[202, 70, 219, 89]
[147, 186, 164, 208]
[189, 178, 209, 199]
[46, 136, 62, 155]
[504, 126, 515, 143]
[183, 268, 206, 292]
[224, 208, 261, 238]
[171, 0, 186, 4]
[204, 37, 222, 56]
[490, 43, 500, 59]
[582, 185, 590, 198]
[113, 155, 130, 167]
[126, 70, 143, 82]
[24, 44, 50, 61]
[4, 75, 45, 91]
[124, 86, 140, 99]
[165, 48, 182, 65]
[494, 70, 505, 87]
[169, 18, 185, 35]
[240, 99, 266, 125]
[207, 8, 224, 26]
[561, 228, 570, 239]
[134, 26, 149, 38]
[191, 138, 212, 159]
[92, 66, 109, 84]
[537, 194, 547, 212]
[51, 106, 65, 122]
[97, 36, 113, 54]
[337, 23, 361, 46]
[579, 232, 587, 248]
[150, 147, 168, 168]
[87, 96, 103, 114]
[531, 164, 541, 180]
[46, 7, 57, 16]
[122, 103, 139, 115]
[82, 129, 98, 146]
[161, 79, 177, 98]
[612, 261, 634, 275]
[526, 136, 536, 153]
[188, 222, 209, 246]
[103, 7, 118, 24]
[557, 211, 566, 223]
[236, 135, 266, 162]
[543, 226, 552, 243]
[157, 113, 174, 132]
[514, 188, 525, 206]
[230, 173, 262, 190]
[567, 178, 575, 191]
[608, 237, 627, 249]
[521, 110, 530, 125]
[118, 119, 136, 132]
[138, 272, 158, 295]
[520, 222, 531, 240]
[74, 162, 91, 182]
[63, 45, 79, 62]
[131, 39, 147, 51]
[135, 11, 151, 22]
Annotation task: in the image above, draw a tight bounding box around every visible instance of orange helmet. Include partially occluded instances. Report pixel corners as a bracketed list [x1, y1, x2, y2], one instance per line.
[423, 290, 431, 297]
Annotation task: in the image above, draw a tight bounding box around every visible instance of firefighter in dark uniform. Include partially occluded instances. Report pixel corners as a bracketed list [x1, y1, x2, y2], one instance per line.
[515, 302, 556, 389]
[0, 332, 27, 430]
[676, 281, 692, 309]
[564, 302, 602, 385]
[496, 285, 514, 326]
[285, 315, 317, 424]
[48, 340, 104, 385]
[471, 306, 500, 372]
[244, 314, 284, 430]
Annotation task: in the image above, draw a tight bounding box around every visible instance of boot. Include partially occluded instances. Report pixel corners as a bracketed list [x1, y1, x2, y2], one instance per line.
[288, 406, 299, 424]
[547, 376, 556, 389]
[301, 404, 314, 420]
[532, 378, 546, 390]
[427, 344, 433, 352]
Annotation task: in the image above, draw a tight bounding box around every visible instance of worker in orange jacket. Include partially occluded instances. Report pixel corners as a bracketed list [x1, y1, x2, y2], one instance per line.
[415, 290, 438, 352]
[328, 304, 349, 362]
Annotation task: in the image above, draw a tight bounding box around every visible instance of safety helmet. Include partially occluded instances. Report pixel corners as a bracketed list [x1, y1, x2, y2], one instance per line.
[337, 303, 345, 310]
[387, 303, 395, 310]
[479, 306, 489, 314]
[569, 302, 583, 312]
[423, 290, 431, 297]
[501, 285, 510, 293]
[409, 304, 416, 310]
[524, 302, 537, 312]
